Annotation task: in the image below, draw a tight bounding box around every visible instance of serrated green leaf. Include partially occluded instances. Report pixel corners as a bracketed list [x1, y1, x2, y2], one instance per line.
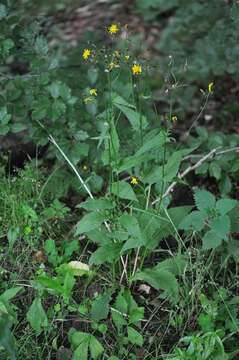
[91, 293, 111, 321]
[75, 212, 106, 235]
[133, 268, 178, 300]
[127, 327, 144, 346]
[194, 189, 216, 211]
[202, 230, 222, 250]
[211, 215, 230, 239]
[179, 210, 206, 231]
[216, 199, 238, 215]
[209, 162, 221, 180]
[89, 242, 122, 265]
[89, 335, 104, 359]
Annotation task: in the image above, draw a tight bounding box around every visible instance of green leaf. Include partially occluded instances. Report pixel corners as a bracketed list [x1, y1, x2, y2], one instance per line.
[118, 153, 151, 173]
[75, 212, 106, 235]
[32, 107, 47, 121]
[127, 327, 144, 346]
[133, 268, 179, 300]
[211, 215, 231, 239]
[91, 293, 111, 321]
[0, 316, 16, 360]
[11, 123, 27, 133]
[209, 162, 221, 180]
[144, 151, 183, 184]
[216, 199, 238, 216]
[78, 198, 115, 211]
[89, 335, 104, 359]
[7, 227, 19, 251]
[113, 95, 148, 131]
[202, 230, 222, 250]
[179, 210, 206, 231]
[111, 181, 138, 202]
[155, 256, 186, 276]
[194, 189, 216, 211]
[135, 131, 166, 155]
[26, 298, 48, 334]
[47, 82, 60, 99]
[35, 36, 48, 56]
[119, 214, 141, 238]
[0, 106, 11, 124]
[0, 287, 22, 303]
[89, 243, 122, 265]
[0, 4, 7, 19]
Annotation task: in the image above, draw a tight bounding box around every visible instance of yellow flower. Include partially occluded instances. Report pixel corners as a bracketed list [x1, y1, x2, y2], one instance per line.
[171, 115, 177, 122]
[130, 176, 138, 185]
[83, 49, 91, 60]
[108, 23, 119, 35]
[89, 88, 97, 96]
[125, 55, 130, 61]
[132, 63, 142, 75]
[208, 82, 214, 93]
[83, 165, 88, 170]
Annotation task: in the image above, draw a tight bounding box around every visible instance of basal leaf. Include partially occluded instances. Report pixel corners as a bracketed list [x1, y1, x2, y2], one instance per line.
[194, 189, 216, 211]
[26, 298, 48, 334]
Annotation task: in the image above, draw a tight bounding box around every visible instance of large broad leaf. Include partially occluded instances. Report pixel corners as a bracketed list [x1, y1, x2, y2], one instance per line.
[211, 215, 231, 239]
[78, 198, 115, 211]
[194, 189, 216, 212]
[111, 181, 138, 202]
[75, 211, 106, 235]
[133, 268, 179, 301]
[135, 131, 166, 156]
[26, 298, 48, 334]
[117, 153, 152, 173]
[179, 210, 206, 231]
[0, 287, 22, 303]
[0, 316, 16, 360]
[89, 243, 122, 265]
[90, 293, 111, 321]
[159, 206, 193, 240]
[216, 199, 238, 216]
[202, 230, 223, 250]
[70, 331, 104, 360]
[143, 151, 183, 184]
[127, 327, 144, 346]
[155, 255, 187, 276]
[119, 214, 147, 251]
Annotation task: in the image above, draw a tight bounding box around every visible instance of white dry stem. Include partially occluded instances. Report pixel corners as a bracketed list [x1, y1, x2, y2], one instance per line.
[49, 134, 128, 273]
